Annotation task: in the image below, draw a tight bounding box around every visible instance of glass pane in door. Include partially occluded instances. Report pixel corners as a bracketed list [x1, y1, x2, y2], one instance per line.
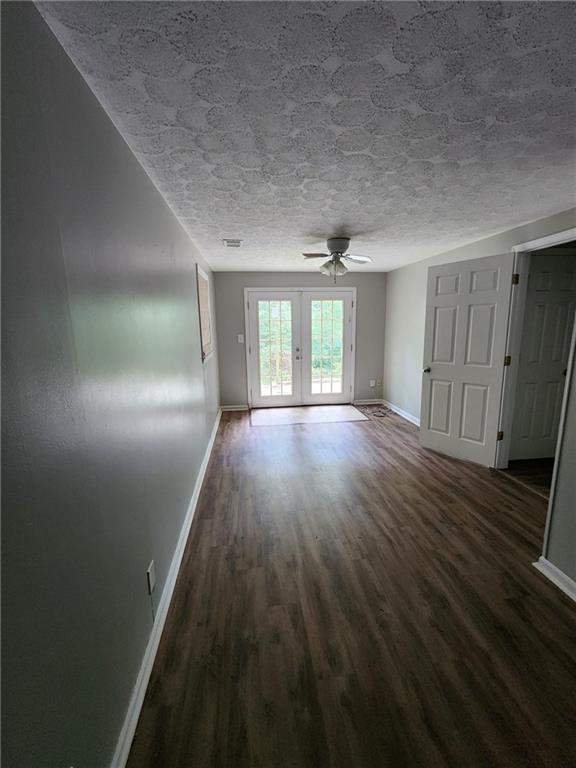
[311, 299, 344, 394]
[257, 300, 293, 397]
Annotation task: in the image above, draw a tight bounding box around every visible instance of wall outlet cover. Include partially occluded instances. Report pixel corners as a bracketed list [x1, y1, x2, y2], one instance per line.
[370, 379, 376, 387]
[237, 333, 244, 344]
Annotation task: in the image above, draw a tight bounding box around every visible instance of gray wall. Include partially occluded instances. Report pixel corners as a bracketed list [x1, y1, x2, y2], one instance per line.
[2, 5, 219, 767]
[545, 331, 576, 581]
[383, 208, 576, 421]
[214, 272, 386, 405]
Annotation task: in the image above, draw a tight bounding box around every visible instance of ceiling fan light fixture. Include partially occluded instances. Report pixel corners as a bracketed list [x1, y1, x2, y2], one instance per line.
[304, 236, 370, 279]
[319, 259, 348, 278]
[334, 260, 348, 276]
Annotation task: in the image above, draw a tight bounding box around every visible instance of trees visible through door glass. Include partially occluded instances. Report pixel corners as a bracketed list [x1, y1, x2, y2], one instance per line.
[311, 299, 343, 394]
[258, 300, 292, 397]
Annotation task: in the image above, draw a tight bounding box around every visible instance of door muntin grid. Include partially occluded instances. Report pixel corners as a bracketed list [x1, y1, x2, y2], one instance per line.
[310, 299, 344, 394]
[257, 299, 293, 397]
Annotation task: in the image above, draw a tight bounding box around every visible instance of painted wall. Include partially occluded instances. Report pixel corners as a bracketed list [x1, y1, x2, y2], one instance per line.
[545, 327, 576, 582]
[214, 272, 386, 406]
[2, 5, 219, 768]
[383, 209, 576, 421]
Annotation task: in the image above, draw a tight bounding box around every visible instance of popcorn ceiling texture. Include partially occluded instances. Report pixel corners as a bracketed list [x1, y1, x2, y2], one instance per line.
[38, 1, 575, 270]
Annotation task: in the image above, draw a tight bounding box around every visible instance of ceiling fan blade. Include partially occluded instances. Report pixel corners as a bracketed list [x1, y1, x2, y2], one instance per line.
[303, 253, 329, 258]
[342, 253, 372, 264]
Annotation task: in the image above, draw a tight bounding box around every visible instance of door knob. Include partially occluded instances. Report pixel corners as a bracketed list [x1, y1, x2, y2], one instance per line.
[423, 367, 431, 373]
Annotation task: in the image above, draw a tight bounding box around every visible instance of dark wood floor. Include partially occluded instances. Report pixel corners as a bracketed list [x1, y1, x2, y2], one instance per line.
[127, 411, 576, 768]
[502, 458, 555, 499]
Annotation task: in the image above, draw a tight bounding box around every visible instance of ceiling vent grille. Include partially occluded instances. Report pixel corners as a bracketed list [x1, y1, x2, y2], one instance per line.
[222, 238, 242, 248]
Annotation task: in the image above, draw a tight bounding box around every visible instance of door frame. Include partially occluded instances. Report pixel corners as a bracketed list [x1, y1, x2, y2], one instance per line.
[494, 226, 576, 468]
[244, 287, 357, 409]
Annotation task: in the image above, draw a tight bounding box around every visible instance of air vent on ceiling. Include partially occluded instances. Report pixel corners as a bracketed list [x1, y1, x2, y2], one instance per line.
[222, 238, 242, 248]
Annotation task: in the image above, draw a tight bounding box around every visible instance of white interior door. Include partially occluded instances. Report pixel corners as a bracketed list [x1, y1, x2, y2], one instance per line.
[246, 289, 355, 408]
[420, 254, 514, 466]
[301, 291, 354, 404]
[247, 291, 301, 408]
[510, 253, 576, 459]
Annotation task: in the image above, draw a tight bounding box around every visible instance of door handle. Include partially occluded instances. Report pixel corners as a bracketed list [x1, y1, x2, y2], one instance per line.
[423, 367, 431, 373]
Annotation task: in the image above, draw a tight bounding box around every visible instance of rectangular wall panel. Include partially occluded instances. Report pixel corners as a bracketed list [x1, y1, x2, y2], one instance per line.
[459, 383, 488, 443]
[428, 380, 452, 434]
[465, 304, 495, 366]
[470, 268, 498, 293]
[432, 306, 457, 363]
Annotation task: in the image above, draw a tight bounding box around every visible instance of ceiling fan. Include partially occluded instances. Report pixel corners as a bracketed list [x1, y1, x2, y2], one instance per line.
[303, 237, 372, 281]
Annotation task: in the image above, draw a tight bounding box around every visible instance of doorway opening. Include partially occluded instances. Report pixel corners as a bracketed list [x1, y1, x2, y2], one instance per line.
[498, 239, 576, 499]
[244, 288, 357, 409]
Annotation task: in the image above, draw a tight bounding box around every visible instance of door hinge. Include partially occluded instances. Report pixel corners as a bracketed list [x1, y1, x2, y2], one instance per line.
[497, 430, 504, 441]
[512, 273, 520, 285]
[504, 355, 511, 367]
[248, 345, 251, 354]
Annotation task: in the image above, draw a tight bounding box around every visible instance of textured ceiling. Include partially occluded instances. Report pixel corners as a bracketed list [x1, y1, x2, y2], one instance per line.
[38, 1, 576, 271]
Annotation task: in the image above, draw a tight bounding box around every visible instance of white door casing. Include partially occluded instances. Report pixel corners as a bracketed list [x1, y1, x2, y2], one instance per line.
[510, 253, 576, 459]
[420, 254, 514, 466]
[245, 288, 356, 408]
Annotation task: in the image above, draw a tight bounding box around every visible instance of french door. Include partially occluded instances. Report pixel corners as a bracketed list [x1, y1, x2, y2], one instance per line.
[246, 289, 355, 408]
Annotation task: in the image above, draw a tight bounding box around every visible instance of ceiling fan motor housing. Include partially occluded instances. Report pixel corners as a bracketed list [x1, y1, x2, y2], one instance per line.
[327, 237, 350, 255]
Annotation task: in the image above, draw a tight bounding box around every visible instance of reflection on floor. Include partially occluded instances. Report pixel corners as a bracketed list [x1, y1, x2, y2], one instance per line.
[250, 404, 368, 427]
[501, 458, 555, 499]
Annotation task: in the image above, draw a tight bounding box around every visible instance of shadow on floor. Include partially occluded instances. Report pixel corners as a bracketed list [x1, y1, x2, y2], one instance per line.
[501, 458, 555, 499]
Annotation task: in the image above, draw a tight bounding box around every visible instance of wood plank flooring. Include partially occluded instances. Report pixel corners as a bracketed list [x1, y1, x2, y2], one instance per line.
[127, 411, 576, 768]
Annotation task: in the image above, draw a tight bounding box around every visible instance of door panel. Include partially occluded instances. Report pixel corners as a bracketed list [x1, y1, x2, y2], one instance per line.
[509, 253, 576, 459]
[301, 292, 353, 404]
[429, 380, 452, 434]
[420, 254, 514, 466]
[248, 291, 301, 408]
[432, 306, 457, 362]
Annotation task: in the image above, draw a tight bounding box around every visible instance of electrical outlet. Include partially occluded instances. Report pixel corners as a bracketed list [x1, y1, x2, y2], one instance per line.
[237, 333, 244, 344]
[376, 378, 382, 386]
[147, 560, 156, 595]
[370, 379, 376, 387]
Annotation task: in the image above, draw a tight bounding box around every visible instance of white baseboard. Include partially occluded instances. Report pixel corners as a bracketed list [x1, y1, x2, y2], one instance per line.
[533, 556, 576, 604]
[353, 398, 384, 405]
[220, 404, 249, 411]
[382, 399, 421, 427]
[110, 408, 222, 768]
